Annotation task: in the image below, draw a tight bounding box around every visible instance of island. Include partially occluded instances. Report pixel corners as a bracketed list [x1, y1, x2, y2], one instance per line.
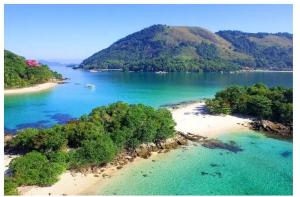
[4, 50, 63, 95]
[4, 84, 293, 195]
[79, 25, 292, 72]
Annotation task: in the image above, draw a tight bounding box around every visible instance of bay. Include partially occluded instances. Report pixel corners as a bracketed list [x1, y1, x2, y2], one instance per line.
[4, 66, 292, 132]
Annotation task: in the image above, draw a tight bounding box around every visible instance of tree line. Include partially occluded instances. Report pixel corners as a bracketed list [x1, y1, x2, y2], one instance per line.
[205, 84, 293, 125]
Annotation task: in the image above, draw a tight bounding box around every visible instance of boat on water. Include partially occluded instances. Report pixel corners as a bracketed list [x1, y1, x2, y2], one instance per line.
[89, 69, 99, 73]
[86, 84, 96, 89]
[155, 71, 168, 74]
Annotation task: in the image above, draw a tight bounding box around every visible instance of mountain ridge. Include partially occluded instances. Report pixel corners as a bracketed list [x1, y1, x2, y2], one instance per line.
[80, 24, 293, 72]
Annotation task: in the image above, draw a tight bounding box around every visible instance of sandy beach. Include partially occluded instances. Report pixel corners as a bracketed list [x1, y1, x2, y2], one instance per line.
[18, 155, 157, 195]
[171, 102, 253, 137]
[4, 82, 57, 95]
[10, 101, 253, 195]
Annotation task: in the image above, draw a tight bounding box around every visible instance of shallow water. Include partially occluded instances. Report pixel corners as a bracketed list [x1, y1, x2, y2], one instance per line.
[91, 131, 292, 195]
[4, 66, 293, 132]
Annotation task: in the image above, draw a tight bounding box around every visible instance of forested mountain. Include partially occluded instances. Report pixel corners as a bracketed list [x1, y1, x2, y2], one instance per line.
[4, 50, 62, 88]
[216, 31, 293, 70]
[80, 25, 292, 72]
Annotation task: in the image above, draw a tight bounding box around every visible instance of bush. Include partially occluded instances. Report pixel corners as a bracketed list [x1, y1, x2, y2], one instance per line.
[10, 151, 66, 186]
[7, 128, 39, 152]
[69, 133, 117, 168]
[4, 177, 18, 195]
[206, 99, 232, 114]
[7, 127, 67, 153]
[246, 95, 272, 119]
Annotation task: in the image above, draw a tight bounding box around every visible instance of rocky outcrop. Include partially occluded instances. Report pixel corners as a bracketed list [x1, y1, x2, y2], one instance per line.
[250, 120, 292, 139]
[135, 133, 188, 159]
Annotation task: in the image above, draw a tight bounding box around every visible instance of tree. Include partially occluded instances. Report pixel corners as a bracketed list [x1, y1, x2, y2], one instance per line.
[10, 151, 66, 186]
[69, 133, 117, 167]
[247, 95, 272, 119]
[4, 177, 18, 195]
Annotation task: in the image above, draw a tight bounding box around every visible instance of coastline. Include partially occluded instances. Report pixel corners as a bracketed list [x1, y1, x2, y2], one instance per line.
[4, 82, 58, 95]
[171, 102, 253, 138]
[7, 101, 253, 195]
[237, 69, 293, 73]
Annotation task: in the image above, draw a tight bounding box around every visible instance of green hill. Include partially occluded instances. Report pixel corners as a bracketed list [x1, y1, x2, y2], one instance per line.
[80, 25, 292, 72]
[216, 31, 292, 70]
[4, 50, 62, 89]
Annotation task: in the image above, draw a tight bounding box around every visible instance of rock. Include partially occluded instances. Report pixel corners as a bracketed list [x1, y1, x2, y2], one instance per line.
[70, 171, 77, 177]
[135, 145, 152, 159]
[250, 120, 292, 138]
[91, 167, 99, 174]
[117, 166, 123, 169]
[102, 173, 108, 177]
[94, 174, 99, 177]
[178, 132, 206, 142]
[4, 133, 14, 144]
[125, 156, 132, 160]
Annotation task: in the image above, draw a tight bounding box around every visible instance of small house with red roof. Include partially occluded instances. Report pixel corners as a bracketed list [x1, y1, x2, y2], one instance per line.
[26, 60, 40, 67]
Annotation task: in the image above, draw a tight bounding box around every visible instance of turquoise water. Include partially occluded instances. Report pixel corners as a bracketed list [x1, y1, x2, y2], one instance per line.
[4, 66, 292, 132]
[4, 67, 293, 195]
[92, 131, 292, 195]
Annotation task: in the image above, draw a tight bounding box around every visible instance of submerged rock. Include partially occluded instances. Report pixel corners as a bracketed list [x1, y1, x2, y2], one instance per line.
[200, 139, 243, 153]
[281, 150, 292, 158]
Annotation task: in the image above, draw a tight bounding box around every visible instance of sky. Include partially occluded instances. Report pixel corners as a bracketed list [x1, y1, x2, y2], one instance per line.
[4, 4, 293, 63]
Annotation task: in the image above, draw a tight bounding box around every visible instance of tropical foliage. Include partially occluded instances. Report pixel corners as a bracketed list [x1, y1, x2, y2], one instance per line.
[4, 50, 62, 88]
[205, 84, 293, 124]
[5, 102, 176, 195]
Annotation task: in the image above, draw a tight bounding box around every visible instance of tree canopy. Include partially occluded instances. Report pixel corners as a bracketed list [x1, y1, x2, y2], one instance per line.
[4, 50, 62, 88]
[205, 84, 293, 125]
[5, 102, 176, 195]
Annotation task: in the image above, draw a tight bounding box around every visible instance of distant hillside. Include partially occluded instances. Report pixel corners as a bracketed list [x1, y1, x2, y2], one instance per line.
[80, 25, 293, 72]
[4, 50, 62, 89]
[216, 31, 292, 70]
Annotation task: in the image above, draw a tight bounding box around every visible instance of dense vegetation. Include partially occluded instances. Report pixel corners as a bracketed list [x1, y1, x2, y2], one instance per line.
[216, 31, 293, 70]
[80, 25, 292, 72]
[4, 102, 176, 195]
[205, 84, 293, 125]
[4, 50, 62, 88]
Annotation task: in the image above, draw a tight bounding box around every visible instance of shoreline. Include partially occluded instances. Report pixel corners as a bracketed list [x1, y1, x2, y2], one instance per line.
[4, 82, 58, 95]
[7, 101, 254, 195]
[237, 69, 293, 73]
[171, 102, 253, 138]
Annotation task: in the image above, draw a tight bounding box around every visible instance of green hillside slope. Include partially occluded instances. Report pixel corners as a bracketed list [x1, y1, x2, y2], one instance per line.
[79, 25, 293, 72]
[4, 50, 62, 88]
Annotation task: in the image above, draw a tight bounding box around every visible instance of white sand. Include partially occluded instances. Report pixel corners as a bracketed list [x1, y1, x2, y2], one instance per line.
[18, 156, 151, 196]
[19, 171, 101, 195]
[11, 102, 253, 195]
[4, 82, 57, 95]
[171, 102, 253, 138]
